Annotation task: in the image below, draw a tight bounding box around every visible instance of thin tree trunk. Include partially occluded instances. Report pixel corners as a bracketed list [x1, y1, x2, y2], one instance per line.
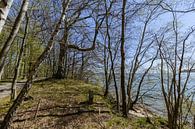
[0, 0, 13, 32]
[71, 52, 76, 79]
[10, 14, 29, 101]
[0, 0, 29, 80]
[103, 38, 109, 97]
[79, 42, 85, 80]
[52, 47, 56, 76]
[64, 51, 68, 78]
[104, 0, 119, 110]
[120, 0, 127, 117]
[66, 54, 71, 78]
[22, 46, 27, 79]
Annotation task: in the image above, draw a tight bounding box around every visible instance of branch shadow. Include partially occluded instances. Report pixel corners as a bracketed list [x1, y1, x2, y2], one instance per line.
[13, 109, 110, 123]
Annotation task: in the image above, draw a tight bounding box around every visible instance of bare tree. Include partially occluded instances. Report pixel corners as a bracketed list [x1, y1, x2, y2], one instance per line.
[126, 6, 159, 110]
[157, 18, 195, 128]
[102, 0, 120, 111]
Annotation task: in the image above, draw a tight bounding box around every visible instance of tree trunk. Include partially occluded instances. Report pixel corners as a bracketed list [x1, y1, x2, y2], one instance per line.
[10, 14, 29, 101]
[120, 0, 127, 117]
[64, 51, 68, 78]
[55, 27, 69, 79]
[103, 38, 109, 97]
[79, 41, 85, 80]
[55, 43, 66, 79]
[52, 47, 56, 76]
[79, 51, 84, 80]
[104, 0, 119, 111]
[88, 90, 94, 105]
[0, 0, 29, 80]
[112, 67, 119, 111]
[168, 112, 177, 129]
[22, 47, 27, 79]
[0, 0, 13, 32]
[71, 52, 76, 79]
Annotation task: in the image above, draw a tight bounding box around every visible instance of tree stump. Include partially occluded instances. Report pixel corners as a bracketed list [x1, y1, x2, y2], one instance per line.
[88, 90, 94, 105]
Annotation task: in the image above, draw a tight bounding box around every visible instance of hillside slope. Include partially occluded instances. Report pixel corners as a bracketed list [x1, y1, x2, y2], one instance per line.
[0, 79, 167, 129]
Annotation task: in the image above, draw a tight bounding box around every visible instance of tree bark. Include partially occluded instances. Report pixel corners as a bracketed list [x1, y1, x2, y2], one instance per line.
[55, 26, 69, 79]
[121, 0, 127, 117]
[103, 37, 110, 97]
[79, 47, 85, 80]
[71, 52, 76, 79]
[55, 43, 66, 79]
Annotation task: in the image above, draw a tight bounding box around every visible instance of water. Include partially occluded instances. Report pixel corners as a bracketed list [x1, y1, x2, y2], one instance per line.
[133, 72, 195, 116]
[91, 72, 195, 117]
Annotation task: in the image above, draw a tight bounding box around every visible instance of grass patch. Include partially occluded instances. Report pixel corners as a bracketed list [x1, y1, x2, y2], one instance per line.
[0, 79, 166, 129]
[131, 116, 168, 129]
[106, 116, 130, 128]
[0, 96, 11, 115]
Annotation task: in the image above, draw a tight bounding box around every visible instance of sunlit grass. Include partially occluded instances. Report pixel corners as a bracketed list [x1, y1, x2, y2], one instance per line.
[0, 79, 168, 128]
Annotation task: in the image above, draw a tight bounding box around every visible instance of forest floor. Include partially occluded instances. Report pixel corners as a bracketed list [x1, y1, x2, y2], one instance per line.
[0, 79, 169, 129]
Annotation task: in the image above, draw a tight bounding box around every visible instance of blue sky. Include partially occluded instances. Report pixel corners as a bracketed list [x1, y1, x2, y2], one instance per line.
[180, 12, 195, 29]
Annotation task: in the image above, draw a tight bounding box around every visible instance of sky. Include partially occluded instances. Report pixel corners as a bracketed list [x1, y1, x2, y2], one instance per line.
[180, 12, 195, 29]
